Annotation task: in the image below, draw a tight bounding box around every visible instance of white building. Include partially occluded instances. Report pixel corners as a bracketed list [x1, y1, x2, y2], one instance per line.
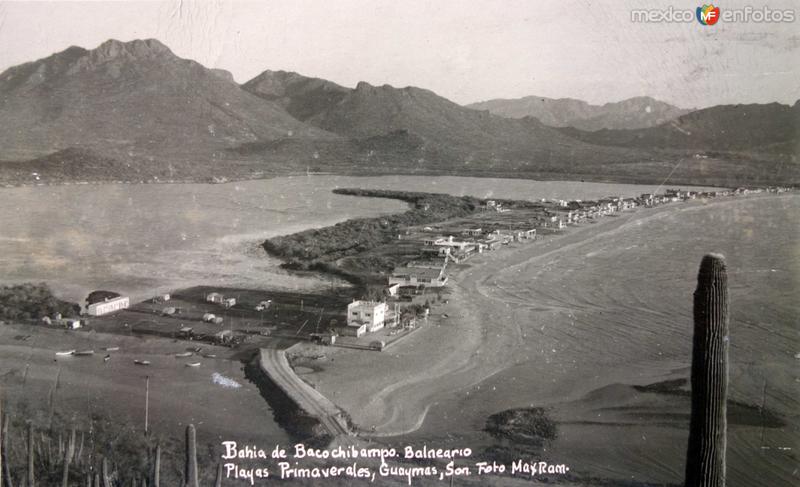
[385, 283, 400, 297]
[347, 300, 388, 333]
[206, 292, 224, 304]
[87, 296, 130, 316]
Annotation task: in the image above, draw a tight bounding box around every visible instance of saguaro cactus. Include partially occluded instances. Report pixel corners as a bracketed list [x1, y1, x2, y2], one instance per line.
[2, 415, 11, 487]
[215, 462, 223, 487]
[184, 424, 199, 487]
[685, 253, 729, 487]
[101, 457, 111, 487]
[27, 422, 35, 487]
[0, 414, 11, 487]
[152, 443, 161, 487]
[62, 428, 76, 487]
[0, 394, 3, 487]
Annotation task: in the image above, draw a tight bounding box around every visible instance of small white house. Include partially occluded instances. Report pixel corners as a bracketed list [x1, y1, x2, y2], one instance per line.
[385, 283, 400, 297]
[223, 297, 237, 308]
[206, 292, 224, 304]
[61, 318, 82, 329]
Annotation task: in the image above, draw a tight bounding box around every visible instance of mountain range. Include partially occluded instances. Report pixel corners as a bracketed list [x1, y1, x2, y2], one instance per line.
[467, 96, 690, 131]
[242, 73, 644, 171]
[0, 38, 797, 186]
[0, 39, 332, 165]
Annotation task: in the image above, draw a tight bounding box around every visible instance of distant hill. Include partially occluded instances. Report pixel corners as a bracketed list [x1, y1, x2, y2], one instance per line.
[557, 102, 799, 154]
[241, 76, 646, 172]
[243, 70, 350, 121]
[0, 39, 333, 165]
[210, 68, 235, 82]
[467, 96, 689, 131]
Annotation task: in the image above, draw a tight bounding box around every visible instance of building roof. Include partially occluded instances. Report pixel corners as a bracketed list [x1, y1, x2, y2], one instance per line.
[392, 265, 446, 281]
[348, 300, 387, 309]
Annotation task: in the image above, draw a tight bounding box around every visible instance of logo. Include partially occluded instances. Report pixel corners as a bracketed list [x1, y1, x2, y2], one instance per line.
[697, 4, 721, 25]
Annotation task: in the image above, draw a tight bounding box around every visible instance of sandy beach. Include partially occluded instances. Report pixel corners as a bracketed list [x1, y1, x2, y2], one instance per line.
[302, 200, 712, 434]
[299, 193, 799, 486]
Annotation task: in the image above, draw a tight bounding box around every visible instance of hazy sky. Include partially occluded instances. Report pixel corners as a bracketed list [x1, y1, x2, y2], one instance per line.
[0, 0, 798, 108]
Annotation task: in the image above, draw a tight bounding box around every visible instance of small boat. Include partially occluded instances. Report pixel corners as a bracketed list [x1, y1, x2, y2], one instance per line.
[192, 346, 203, 353]
[134, 360, 151, 366]
[202, 353, 217, 358]
[55, 350, 76, 356]
[185, 362, 201, 368]
[74, 350, 95, 356]
[175, 352, 193, 358]
[104, 347, 120, 352]
[103, 355, 111, 362]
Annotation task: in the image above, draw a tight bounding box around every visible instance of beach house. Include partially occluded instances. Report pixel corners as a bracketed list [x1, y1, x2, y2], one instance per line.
[389, 261, 448, 288]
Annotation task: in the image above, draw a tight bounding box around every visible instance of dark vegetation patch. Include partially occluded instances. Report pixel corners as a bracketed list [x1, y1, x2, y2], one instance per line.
[262, 189, 491, 286]
[264, 189, 483, 263]
[85, 290, 121, 305]
[0, 283, 80, 321]
[485, 407, 558, 447]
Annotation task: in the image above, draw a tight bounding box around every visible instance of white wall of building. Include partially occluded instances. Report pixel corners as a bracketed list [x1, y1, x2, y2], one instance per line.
[87, 296, 130, 316]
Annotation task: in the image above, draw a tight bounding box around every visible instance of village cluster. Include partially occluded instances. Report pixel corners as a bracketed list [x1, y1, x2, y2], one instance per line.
[310, 185, 791, 346]
[35, 186, 791, 354]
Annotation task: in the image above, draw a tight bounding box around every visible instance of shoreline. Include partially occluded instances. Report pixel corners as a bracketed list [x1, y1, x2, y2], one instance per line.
[0, 168, 746, 190]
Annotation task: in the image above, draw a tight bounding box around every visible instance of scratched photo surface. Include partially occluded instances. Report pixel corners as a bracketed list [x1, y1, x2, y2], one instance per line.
[0, 1, 797, 486]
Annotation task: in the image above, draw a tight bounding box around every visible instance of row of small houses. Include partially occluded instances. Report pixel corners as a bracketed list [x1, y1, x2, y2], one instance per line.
[42, 295, 132, 328]
[383, 188, 743, 310]
[419, 227, 538, 262]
